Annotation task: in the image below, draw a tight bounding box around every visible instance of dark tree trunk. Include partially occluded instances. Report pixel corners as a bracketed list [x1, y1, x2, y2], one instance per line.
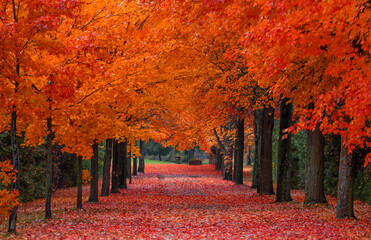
[252, 109, 263, 189]
[223, 145, 233, 181]
[336, 137, 355, 219]
[233, 141, 237, 182]
[133, 142, 138, 176]
[158, 153, 162, 161]
[138, 140, 145, 173]
[88, 141, 99, 202]
[247, 146, 252, 166]
[45, 117, 54, 219]
[276, 100, 293, 202]
[77, 156, 83, 209]
[235, 118, 244, 185]
[259, 106, 275, 195]
[305, 123, 327, 204]
[111, 140, 120, 193]
[128, 146, 132, 184]
[215, 148, 223, 171]
[119, 140, 127, 189]
[8, 108, 20, 233]
[101, 139, 113, 196]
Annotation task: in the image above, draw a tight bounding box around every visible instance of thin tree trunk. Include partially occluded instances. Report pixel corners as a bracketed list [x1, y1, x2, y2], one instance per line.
[215, 148, 223, 171]
[259, 106, 275, 195]
[88, 141, 99, 202]
[77, 156, 83, 209]
[305, 123, 327, 204]
[45, 116, 54, 219]
[235, 118, 244, 185]
[111, 140, 120, 193]
[8, 107, 19, 233]
[223, 145, 233, 180]
[233, 141, 237, 182]
[252, 109, 262, 189]
[101, 139, 113, 196]
[119, 140, 127, 189]
[247, 146, 252, 166]
[128, 145, 132, 184]
[336, 137, 355, 219]
[138, 140, 144, 173]
[276, 100, 293, 202]
[133, 142, 138, 176]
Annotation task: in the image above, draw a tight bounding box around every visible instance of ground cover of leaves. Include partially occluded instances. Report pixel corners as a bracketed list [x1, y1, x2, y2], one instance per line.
[2, 164, 370, 239]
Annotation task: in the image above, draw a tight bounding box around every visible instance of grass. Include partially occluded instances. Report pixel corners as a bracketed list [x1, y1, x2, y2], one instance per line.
[131, 158, 179, 165]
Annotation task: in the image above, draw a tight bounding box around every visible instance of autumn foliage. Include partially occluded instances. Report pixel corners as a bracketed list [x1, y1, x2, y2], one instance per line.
[0, 0, 370, 235]
[0, 160, 18, 223]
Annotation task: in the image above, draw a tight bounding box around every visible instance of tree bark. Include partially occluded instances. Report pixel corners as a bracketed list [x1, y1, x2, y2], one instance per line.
[101, 139, 113, 196]
[128, 145, 132, 184]
[223, 145, 233, 181]
[336, 137, 355, 219]
[305, 123, 327, 204]
[133, 142, 138, 176]
[247, 146, 252, 166]
[138, 140, 145, 173]
[45, 116, 54, 219]
[235, 118, 244, 185]
[276, 100, 293, 202]
[252, 109, 263, 189]
[111, 140, 120, 193]
[88, 141, 99, 202]
[119, 140, 127, 189]
[259, 106, 275, 195]
[8, 107, 20, 233]
[215, 148, 223, 171]
[77, 156, 83, 209]
[233, 141, 237, 182]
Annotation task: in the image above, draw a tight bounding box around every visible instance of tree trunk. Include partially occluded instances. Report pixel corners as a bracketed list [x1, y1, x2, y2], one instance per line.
[88, 141, 99, 202]
[133, 142, 138, 176]
[233, 141, 237, 182]
[215, 148, 223, 171]
[223, 145, 233, 181]
[252, 109, 263, 189]
[235, 118, 244, 185]
[111, 140, 120, 193]
[158, 153, 162, 161]
[45, 116, 54, 219]
[138, 140, 145, 173]
[259, 106, 275, 195]
[305, 123, 327, 204]
[128, 146, 132, 184]
[276, 100, 293, 202]
[8, 108, 20, 233]
[101, 139, 113, 196]
[77, 156, 83, 209]
[247, 146, 252, 166]
[119, 140, 127, 189]
[336, 137, 355, 219]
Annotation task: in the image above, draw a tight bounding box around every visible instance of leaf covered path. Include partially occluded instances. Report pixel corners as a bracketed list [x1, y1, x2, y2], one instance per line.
[2, 164, 370, 239]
